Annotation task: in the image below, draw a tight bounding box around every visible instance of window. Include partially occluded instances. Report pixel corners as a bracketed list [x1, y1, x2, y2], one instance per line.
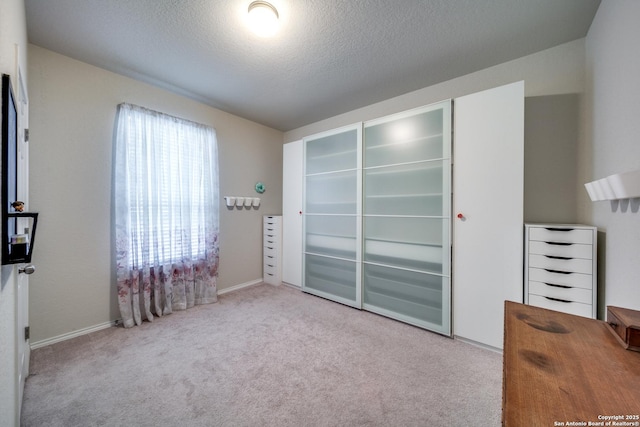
[114, 103, 219, 269]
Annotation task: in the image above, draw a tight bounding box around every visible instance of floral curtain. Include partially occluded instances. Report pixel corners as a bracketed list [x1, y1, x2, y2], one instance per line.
[114, 103, 219, 328]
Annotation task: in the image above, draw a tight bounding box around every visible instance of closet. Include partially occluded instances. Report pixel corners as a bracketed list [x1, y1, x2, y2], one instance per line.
[283, 81, 524, 348]
[303, 125, 362, 307]
[362, 102, 451, 334]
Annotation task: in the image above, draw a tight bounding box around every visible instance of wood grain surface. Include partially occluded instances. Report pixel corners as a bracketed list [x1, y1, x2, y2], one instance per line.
[502, 301, 640, 427]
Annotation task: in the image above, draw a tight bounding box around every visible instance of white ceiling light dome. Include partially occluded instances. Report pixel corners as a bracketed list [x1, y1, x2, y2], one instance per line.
[247, 1, 279, 37]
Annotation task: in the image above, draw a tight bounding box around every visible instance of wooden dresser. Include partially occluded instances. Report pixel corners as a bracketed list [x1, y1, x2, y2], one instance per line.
[502, 301, 640, 426]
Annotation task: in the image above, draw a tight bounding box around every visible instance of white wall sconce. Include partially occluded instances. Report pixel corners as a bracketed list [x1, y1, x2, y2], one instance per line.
[585, 169, 640, 201]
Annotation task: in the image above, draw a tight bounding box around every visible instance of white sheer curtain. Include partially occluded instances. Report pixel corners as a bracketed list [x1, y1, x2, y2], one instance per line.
[114, 103, 219, 328]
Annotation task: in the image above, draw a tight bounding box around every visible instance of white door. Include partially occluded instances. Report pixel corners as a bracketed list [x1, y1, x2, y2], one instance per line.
[453, 81, 524, 349]
[16, 69, 30, 418]
[282, 141, 303, 287]
[16, 271, 29, 411]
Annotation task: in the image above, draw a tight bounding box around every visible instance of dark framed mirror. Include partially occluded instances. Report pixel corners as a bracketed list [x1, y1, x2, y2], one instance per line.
[2, 73, 36, 264]
[2, 74, 18, 264]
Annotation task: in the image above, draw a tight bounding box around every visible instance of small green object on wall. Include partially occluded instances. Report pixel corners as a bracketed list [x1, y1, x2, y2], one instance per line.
[255, 182, 265, 193]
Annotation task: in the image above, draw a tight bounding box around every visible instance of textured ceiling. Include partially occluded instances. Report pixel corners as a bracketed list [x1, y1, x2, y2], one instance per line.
[24, 0, 601, 131]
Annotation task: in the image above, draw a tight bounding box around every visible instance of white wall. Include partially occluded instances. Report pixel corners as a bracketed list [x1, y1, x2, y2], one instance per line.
[0, 0, 28, 424]
[27, 45, 283, 344]
[583, 0, 640, 315]
[284, 39, 586, 142]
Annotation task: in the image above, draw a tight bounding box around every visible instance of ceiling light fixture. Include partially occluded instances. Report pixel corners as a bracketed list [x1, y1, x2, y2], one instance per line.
[247, 1, 279, 37]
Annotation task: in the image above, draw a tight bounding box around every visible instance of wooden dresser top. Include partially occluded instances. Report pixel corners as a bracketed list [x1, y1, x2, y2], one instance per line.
[502, 301, 640, 426]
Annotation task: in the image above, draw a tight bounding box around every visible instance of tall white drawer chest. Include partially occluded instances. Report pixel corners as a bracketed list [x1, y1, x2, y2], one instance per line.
[524, 224, 597, 319]
[263, 215, 282, 285]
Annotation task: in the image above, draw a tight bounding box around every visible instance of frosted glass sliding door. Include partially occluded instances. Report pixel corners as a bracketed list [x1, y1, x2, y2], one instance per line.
[363, 101, 452, 335]
[302, 125, 362, 307]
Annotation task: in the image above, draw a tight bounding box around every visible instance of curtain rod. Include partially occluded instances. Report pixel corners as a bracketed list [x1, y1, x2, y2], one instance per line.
[117, 102, 216, 132]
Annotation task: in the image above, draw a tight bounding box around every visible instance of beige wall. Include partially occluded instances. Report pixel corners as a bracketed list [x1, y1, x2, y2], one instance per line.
[27, 45, 283, 344]
[583, 0, 640, 316]
[524, 94, 580, 224]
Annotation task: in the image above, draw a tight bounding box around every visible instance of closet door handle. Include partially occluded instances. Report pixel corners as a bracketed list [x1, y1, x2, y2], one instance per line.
[544, 296, 572, 303]
[544, 282, 572, 289]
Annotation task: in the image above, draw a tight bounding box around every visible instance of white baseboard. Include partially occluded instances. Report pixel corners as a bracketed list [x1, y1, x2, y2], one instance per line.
[453, 335, 503, 354]
[30, 320, 117, 350]
[281, 281, 301, 290]
[30, 278, 264, 350]
[217, 278, 263, 295]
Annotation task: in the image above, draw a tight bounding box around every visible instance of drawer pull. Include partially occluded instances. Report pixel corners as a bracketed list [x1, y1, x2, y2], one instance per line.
[544, 282, 572, 289]
[544, 268, 572, 275]
[545, 241, 573, 246]
[544, 255, 573, 260]
[544, 296, 572, 303]
[545, 227, 574, 232]
[267, 256, 274, 258]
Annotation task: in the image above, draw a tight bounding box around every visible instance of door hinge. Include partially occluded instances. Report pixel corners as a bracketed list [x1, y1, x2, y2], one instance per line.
[25, 326, 30, 341]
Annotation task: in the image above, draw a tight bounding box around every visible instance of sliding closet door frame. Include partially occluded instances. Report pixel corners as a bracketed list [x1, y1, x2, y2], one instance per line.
[302, 123, 362, 308]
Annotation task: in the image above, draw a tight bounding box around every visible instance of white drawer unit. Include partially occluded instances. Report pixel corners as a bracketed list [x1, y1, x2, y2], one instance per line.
[263, 215, 282, 286]
[524, 224, 597, 319]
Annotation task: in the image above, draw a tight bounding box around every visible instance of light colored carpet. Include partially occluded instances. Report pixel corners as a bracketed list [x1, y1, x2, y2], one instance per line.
[22, 284, 502, 426]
